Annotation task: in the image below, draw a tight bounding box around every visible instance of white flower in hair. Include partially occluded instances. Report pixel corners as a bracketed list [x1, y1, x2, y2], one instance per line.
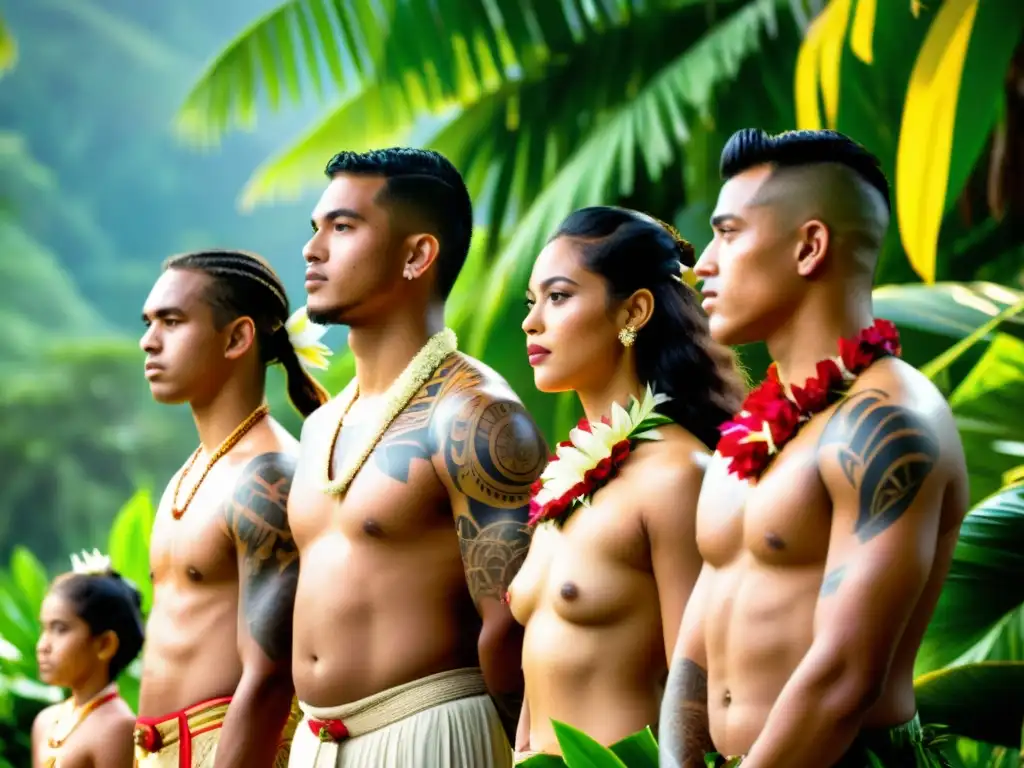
[70, 549, 112, 576]
[285, 306, 333, 371]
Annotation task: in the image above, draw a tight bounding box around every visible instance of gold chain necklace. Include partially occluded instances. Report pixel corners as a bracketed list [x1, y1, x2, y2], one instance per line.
[172, 403, 270, 519]
[322, 328, 458, 496]
[47, 685, 119, 749]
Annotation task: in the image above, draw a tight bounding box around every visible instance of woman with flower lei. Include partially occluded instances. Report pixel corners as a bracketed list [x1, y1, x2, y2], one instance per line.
[32, 550, 144, 768]
[507, 207, 746, 765]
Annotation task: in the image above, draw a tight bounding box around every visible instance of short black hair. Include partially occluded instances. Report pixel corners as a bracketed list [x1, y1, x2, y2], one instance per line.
[52, 571, 145, 680]
[324, 148, 473, 299]
[720, 128, 890, 211]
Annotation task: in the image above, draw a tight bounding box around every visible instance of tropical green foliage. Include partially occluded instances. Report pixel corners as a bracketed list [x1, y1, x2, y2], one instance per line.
[2, 0, 1023, 765]
[0, 490, 154, 767]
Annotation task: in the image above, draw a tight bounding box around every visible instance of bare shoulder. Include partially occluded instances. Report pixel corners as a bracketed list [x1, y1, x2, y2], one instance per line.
[84, 699, 135, 743]
[628, 425, 710, 519]
[431, 353, 547, 487]
[32, 701, 60, 741]
[818, 357, 960, 465]
[80, 700, 135, 765]
[816, 358, 964, 540]
[435, 353, 531, 410]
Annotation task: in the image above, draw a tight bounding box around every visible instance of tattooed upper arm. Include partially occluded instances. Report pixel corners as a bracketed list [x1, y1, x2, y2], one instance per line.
[225, 452, 299, 663]
[436, 387, 546, 608]
[811, 387, 946, 670]
[818, 388, 940, 544]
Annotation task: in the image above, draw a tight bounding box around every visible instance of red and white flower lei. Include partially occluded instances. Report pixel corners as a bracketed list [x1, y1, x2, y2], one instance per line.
[528, 386, 673, 527]
[717, 318, 902, 482]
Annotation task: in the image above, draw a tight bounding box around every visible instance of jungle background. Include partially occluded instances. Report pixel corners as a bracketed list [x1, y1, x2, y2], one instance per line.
[0, 0, 1022, 765]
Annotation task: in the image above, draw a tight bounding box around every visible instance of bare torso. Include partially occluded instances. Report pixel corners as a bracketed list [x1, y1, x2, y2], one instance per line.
[510, 430, 704, 753]
[697, 360, 967, 755]
[32, 696, 135, 768]
[290, 353, 535, 707]
[139, 420, 297, 716]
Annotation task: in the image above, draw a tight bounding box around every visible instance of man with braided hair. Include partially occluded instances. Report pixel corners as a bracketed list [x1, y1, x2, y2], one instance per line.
[136, 250, 330, 768]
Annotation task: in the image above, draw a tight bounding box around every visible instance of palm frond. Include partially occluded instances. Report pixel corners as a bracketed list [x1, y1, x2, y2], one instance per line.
[177, 0, 681, 145]
[465, 0, 783, 353]
[237, 0, 770, 249]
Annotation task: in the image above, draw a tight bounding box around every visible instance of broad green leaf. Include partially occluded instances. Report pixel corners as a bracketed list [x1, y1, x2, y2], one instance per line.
[107, 489, 156, 615]
[915, 480, 1024, 674]
[0, 12, 16, 75]
[607, 726, 659, 766]
[517, 755, 567, 768]
[948, 335, 1024, 504]
[919, 296, 1024, 380]
[9, 549, 48, 623]
[895, 0, 980, 283]
[914, 661, 1024, 747]
[944, 0, 1024, 233]
[552, 719, 628, 768]
[871, 282, 1024, 390]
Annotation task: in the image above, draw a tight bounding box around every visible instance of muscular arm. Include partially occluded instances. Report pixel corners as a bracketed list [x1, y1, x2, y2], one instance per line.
[214, 453, 299, 768]
[741, 389, 947, 768]
[659, 565, 715, 768]
[434, 388, 546, 745]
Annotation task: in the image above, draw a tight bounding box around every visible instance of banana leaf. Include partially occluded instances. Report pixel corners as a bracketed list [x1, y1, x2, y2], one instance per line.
[914, 661, 1024, 748]
[915, 480, 1024, 675]
[519, 722, 659, 767]
[106, 488, 156, 614]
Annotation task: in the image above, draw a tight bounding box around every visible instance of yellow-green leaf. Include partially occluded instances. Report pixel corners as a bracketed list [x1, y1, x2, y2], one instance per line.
[849, 0, 877, 64]
[795, 0, 853, 129]
[1004, 465, 1024, 488]
[0, 13, 17, 75]
[895, 0, 980, 284]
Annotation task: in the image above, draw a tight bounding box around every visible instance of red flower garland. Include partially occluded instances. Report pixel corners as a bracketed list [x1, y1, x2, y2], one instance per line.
[717, 319, 901, 482]
[527, 416, 634, 526]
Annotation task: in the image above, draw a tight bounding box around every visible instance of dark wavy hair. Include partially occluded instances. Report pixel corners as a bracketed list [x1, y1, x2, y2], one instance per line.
[324, 147, 474, 299]
[165, 250, 330, 417]
[52, 570, 145, 680]
[553, 206, 746, 449]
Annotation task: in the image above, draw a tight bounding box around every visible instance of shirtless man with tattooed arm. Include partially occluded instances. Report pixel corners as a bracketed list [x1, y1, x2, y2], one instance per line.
[138, 250, 329, 767]
[659, 129, 968, 768]
[286, 148, 546, 768]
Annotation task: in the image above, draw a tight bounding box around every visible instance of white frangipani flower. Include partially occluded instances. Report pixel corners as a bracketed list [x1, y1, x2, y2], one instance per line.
[285, 306, 333, 371]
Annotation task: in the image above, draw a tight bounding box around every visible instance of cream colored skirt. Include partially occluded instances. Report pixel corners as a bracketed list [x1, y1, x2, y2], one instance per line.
[288, 667, 513, 768]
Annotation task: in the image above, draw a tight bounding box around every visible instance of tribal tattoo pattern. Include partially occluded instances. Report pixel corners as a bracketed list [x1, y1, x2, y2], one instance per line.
[364, 356, 546, 606]
[819, 389, 939, 543]
[661, 658, 715, 768]
[224, 452, 299, 662]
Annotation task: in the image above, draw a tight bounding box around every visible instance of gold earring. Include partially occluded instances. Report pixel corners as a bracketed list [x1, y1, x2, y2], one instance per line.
[618, 325, 637, 347]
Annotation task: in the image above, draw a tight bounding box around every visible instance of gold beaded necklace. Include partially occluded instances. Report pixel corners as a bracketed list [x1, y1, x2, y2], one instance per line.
[322, 328, 458, 497]
[171, 403, 270, 519]
[47, 684, 119, 751]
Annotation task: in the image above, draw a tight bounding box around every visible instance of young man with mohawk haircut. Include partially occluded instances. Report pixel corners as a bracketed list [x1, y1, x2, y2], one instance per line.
[659, 129, 968, 768]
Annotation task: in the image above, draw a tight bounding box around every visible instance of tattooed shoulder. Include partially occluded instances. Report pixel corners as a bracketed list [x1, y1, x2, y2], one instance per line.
[433, 360, 548, 605]
[818, 388, 940, 544]
[224, 452, 299, 661]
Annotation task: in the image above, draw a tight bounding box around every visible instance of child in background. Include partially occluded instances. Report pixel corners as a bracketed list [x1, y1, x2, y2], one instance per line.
[32, 549, 145, 768]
